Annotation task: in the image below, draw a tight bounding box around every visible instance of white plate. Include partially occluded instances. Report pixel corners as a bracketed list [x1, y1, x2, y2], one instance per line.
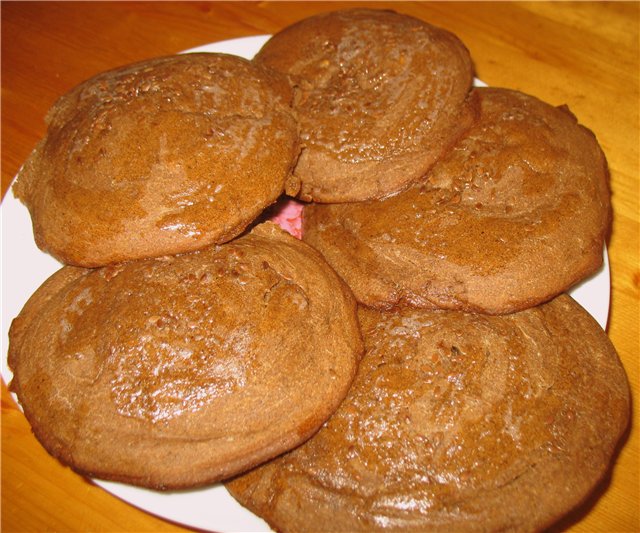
[0, 35, 610, 533]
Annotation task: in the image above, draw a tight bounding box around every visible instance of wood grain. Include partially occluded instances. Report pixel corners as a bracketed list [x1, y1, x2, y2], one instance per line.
[2, 2, 638, 532]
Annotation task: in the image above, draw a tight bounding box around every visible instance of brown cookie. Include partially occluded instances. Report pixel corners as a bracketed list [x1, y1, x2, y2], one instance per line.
[13, 53, 300, 267]
[226, 295, 630, 532]
[255, 8, 477, 203]
[303, 88, 611, 314]
[8, 223, 362, 490]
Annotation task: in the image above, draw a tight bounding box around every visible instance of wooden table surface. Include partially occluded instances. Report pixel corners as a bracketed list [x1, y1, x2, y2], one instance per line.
[1, 2, 638, 532]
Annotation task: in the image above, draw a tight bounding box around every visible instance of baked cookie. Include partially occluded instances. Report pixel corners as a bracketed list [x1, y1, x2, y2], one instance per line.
[8, 223, 362, 490]
[13, 53, 299, 267]
[227, 295, 630, 532]
[255, 8, 477, 202]
[303, 88, 611, 314]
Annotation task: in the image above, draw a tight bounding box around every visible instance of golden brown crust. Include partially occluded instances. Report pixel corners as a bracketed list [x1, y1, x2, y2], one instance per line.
[255, 8, 477, 202]
[8, 222, 363, 489]
[13, 53, 300, 267]
[226, 295, 630, 532]
[303, 88, 611, 314]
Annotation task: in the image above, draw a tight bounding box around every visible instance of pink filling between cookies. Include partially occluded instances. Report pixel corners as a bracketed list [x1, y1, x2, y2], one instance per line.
[267, 197, 304, 239]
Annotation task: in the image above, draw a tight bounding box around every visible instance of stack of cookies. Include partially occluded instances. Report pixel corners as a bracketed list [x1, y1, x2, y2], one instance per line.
[8, 8, 629, 532]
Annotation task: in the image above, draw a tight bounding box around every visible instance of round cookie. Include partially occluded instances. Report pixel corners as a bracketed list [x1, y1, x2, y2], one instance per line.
[303, 87, 611, 314]
[255, 8, 478, 203]
[226, 295, 630, 532]
[8, 223, 362, 490]
[12, 53, 300, 267]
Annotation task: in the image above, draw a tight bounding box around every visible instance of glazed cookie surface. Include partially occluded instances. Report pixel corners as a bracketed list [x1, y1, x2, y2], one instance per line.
[13, 53, 299, 266]
[303, 88, 611, 313]
[8, 223, 362, 489]
[255, 8, 477, 202]
[227, 295, 629, 532]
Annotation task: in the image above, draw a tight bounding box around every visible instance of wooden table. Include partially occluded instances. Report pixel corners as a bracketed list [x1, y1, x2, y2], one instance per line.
[2, 2, 638, 532]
